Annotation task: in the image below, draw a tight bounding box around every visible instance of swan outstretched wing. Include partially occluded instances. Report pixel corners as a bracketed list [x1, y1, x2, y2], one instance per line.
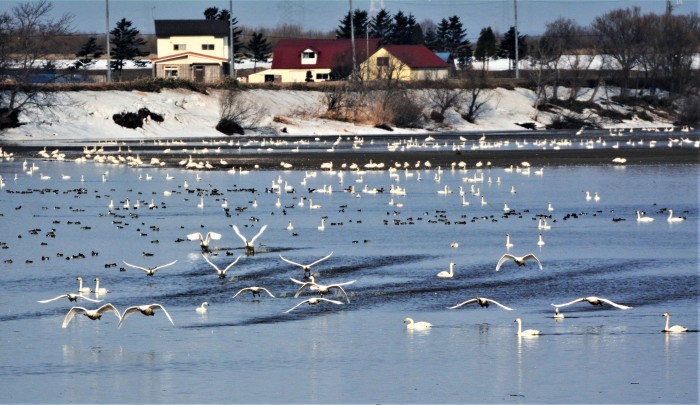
[258, 287, 275, 297]
[232, 287, 250, 298]
[285, 299, 312, 313]
[62, 306, 88, 328]
[332, 279, 355, 287]
[118, 306, 140, 328]
[522, 254, 543, 269]
[39, 294, 101, 304]
[202, 254, 222, 272]
[280, 255, 305, 269]
[307, 252, 334, 267]
[495, 254, 516, 271]
[205, 232, 222, 242]
[231, 225, 247, 244]
[598, 297, 632, 310]
[328, 285, 351, 303]
[152, 260, 178, 272]
[96, 303, 121, 318]
[551, 298, 587, 308]
[150, 304, 175, 325]
[285, 298, 343, 313]
[448, 298, 477, 309]
[222, 255, 242, 272]
[293, 282, 317, 298]
[123, 261, 151, 273]
[249, 224, 268, 245]
[485, 298, 515, 311]
[187, 232, 203, 242]
[289, 277, 307, 284]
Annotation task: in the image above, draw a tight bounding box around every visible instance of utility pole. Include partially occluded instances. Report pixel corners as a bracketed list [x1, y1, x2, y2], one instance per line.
[514, 0, 519, 79]
[230, 0, 236, 79]
[105, 0, 111, 83]
[350, 0, 357, 81]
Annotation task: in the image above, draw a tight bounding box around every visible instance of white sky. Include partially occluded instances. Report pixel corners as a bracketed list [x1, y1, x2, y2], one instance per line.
[0, 0, 697, 39]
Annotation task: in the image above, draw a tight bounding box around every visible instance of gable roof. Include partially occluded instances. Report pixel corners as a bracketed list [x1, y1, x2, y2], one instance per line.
[271, 39, 381, 70]
[155, 20, 230, 38]
[381, 45, 450, 69]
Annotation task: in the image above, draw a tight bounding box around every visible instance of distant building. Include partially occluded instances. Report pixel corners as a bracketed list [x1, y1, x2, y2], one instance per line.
[152, 20, 231, 83]
[360, 45, 450, 81]
[247, 38, 380, 84]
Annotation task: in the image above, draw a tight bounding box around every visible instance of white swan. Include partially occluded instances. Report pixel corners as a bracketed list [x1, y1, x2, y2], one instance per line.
[547, 202, 554, 212]
[551, 296, 631, 310]
[505, 233, 513, 249]
[318, 217, 326, 231]
[537, 233, 545, 246]
[231, 224, 268, 255]
[76, 277, 91, 293]
[436, 262, 455, 278]
[285, 297, 344, 313]
[287, 221, 294, 231]
[636, 210, 654, 222]
[187, 231, 222, 253]
[514, 318, 540, 337]
[291, 276, 355, 303]
[62, 303, 121, 328]
[553, 308, 565, 319]
[279, 252, 333, 279]
[662, 312, 688, 333]
[118, 304, 174, 328]
[122, 260, 177, 276]
[93, 277, 108, 294]
[38, 293, 102, 304]
[449, 297, 514, 311]
[667, 209, 685, 223]
[404, 317, 432, 330]
[496, 253, 543, 271]
[202, 254, 241, 279]
[196, 302, 209, 313]
[232, 286, 276, 299]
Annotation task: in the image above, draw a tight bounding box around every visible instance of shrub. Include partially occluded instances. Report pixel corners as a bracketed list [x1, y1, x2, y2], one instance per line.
[216, 118, 244, 135]
[0, 108, 21, 130]
[112, 107, 164, 129]
[374, 123, 393, 131]
[430, 110, 445, 123]
[385, 91, 423, 128]
[677, 95, 700, 126]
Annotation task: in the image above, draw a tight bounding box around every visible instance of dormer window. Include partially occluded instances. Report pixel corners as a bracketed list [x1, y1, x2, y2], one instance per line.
[301, 49, 317, 65]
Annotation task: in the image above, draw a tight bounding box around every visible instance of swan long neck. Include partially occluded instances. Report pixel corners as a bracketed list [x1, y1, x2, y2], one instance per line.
[94, 279, 99, 290]
[665, 315, 670, 331]
[517, 319, 522, 335]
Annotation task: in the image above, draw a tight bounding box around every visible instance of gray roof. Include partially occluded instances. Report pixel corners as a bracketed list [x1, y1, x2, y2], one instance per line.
[154, 20, 230, 38]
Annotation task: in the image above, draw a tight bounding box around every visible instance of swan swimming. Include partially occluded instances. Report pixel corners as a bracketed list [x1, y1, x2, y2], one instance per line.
[93, 278, 108, 294]
[495, 253, 543, 271]
[537, 233, 545, 246]
[122, 260, 177, 276]
[553, 308, 565, 319]
[38, 293, 102, 304]
[232, 286, 276, 299]
[449, 297, 514, 311]
[285, 297, 344, 313]
[505, 233, 513, 249]
[514, 318, 540, 337]
[436, 262, 455, 278]
[662, 312, 688, 333]
[279, 252, 333, 279]
[551, 296, 632, 310]
[404, 317, 432, 330]
[291, 276, 355, 303]
[118, 304, 174, 328]
[187, 231, 222, 253]
[196, 302, 209, 313]
[667, 209, 685, 223]
[75, 277, 91, 293]
[636, 210, 654, 222]
[231, 224, 268, 255]
[202, 254, 241, 279]
[62, 303, 121, 328]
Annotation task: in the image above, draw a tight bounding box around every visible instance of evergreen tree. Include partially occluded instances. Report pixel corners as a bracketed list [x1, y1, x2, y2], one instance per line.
[434, 18, 450, 51]
[390, 11, 418, 45]
[410, 21, 425, 45]
[446, 15, 472, 67]
[203, 6, 243, 57]
[498, 26, 528, 70]
[73, 37, 103, 70]
[369, 9, 393, 44]
[424, 27, 438, 50]
[336, 9, 368, 39]
[109, 18, 148, 81]
[474, 27, 497, 63]
[247, 32, 272, 73]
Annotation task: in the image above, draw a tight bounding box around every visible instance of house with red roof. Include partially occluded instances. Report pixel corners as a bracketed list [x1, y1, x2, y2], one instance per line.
[247, 38, 380, 83]
[152, 20, 231, 83]
[359, 45, 450, 82]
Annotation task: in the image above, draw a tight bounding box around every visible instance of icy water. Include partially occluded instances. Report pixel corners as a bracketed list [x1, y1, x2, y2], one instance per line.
[0, 159, 697, 403]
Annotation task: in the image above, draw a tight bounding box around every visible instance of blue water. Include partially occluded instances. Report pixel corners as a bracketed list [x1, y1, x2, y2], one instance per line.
[0, 158, 697, 403]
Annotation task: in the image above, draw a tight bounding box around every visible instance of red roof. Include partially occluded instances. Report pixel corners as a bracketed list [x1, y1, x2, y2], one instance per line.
[271, 39, 381, 70]
[381, 45, 450, 69]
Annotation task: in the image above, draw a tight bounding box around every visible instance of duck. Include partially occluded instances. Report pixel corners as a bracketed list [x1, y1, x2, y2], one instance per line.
[404, 317, 432, 330]
[496, 253, 543, 271]
[231, 224, 268, 255]
[118, 304, 174, 328]
[285, 297, 344, 313]
[662, 312, 688, 333]
[232, 286, 276, 299]
[75, 276, 91, 294]
[436, 262, 455, 278]
[202, 254, 241, 279]
[122, 260, 177, 276]
[449, 297, 514, 311]
[279, 252, 333, 279]
[667, 209, 685, 223]
[551, 296, 632, 310]
[196, 302, 209, 313]
[514, 318, 540, 337]
[62, 303, 121, 328]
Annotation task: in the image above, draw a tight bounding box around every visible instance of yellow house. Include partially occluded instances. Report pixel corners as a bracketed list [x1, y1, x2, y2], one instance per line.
[152, 20, 231, 83]
[360, 45, 450, 82]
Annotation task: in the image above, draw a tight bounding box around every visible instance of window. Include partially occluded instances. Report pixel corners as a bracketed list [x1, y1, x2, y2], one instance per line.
[173, 44, 186, 51]
[201, 44, 215, 51]
[302, 51, 315, 58]
[164, 67, 178, 78]
[301, 49, 317, 65]
[377, 57, 389, 67]
[316, 73, 329, 80]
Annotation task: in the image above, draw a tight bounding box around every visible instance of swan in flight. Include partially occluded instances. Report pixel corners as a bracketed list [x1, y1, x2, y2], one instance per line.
[662, 312, 688, 333]
[202, 254, 241, 279]
[279, 252, 333, 279]
[551, 296, 632, 310]
[75, 277, 91, 294]
[231, 224, 268, 255]
[291, 276, 355, 303]
[514, 318, 540, 337]
[404, 317, 432, 330]
[38, 293, 102, 304]
[496, 253, 543, 271]
[62, 303, 121, 328]
[436, 262, 455, 278]
[232, 286, 276, 299]
[196, 302, 209, 313]
[186, 231, 222, 253]
[636, 210, 654, 222]
[448, 297, 514, 311]
[285, 297, 344, 313]
[118, 304, 174, 328]
[667, 209, 685, 223]
[123, 260, 177, 276]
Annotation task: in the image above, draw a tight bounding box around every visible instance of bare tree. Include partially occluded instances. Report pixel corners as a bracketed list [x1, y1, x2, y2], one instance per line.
[216, 88, 267, 135]
[0, 0, 73, 130]
[423, 79, 464, 116]
[458, 76, 491, 123]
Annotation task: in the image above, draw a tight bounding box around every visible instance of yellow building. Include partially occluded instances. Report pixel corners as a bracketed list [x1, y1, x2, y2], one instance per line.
[152, 20, 231, 83]
[360, 45, 450, 82]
